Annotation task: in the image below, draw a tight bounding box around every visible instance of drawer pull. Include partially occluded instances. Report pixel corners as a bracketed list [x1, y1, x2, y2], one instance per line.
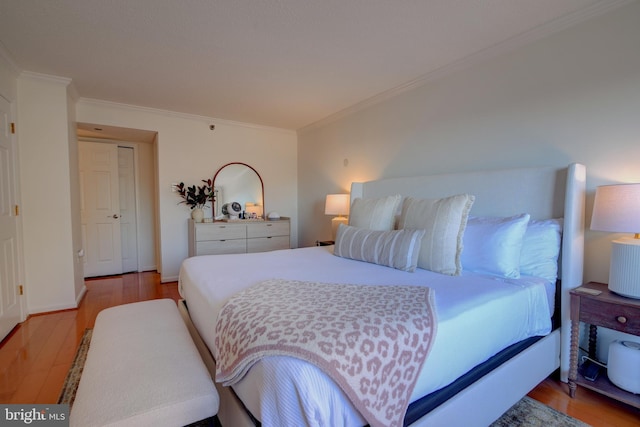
[617, 316, 628, 324]
[267, 224, 273, 227]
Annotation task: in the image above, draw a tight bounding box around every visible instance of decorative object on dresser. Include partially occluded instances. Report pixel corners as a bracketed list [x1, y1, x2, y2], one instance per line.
[173, 179, 215, 222]
[221, 201, 242, 219]
[324, 193, 350, 240]
[245, 202, 263, 219]
[568, 282, 640, 408]
[590, 183, 640, 298]
[213, 162, 264, 220]
[188, 218, 290, 256]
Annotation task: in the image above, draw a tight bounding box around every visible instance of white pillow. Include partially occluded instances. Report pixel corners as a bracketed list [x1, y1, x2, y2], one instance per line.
[461, 214, 530, 278]
[520, 218, 563, 283]
[398, 194, 475, 276]
[334, 224, 426, 272]
[348, 195, 401, 231]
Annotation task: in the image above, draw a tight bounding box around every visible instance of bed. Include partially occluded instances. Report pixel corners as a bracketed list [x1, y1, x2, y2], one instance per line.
[177, 163, 586, 427]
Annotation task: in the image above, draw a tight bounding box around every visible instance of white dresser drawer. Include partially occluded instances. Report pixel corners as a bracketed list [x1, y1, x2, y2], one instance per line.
[247, 221, 289, 238]
[196, 239, 246, 255]
[247, 236, 290, 253]
[195, 223, 246, 241]
[189, 219, 290, 257]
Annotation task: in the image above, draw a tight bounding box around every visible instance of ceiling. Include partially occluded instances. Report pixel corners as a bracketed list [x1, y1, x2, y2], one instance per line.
[0, 0, 630, 130]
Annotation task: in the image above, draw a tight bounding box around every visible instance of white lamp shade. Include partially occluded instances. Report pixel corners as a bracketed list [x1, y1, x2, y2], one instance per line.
[325, 194, 350, 216]
[591, 183, 640, 233]
[591, 183, 640, 298]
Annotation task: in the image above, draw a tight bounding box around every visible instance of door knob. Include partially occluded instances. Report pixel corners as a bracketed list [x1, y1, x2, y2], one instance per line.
[110, 214, 120, 219]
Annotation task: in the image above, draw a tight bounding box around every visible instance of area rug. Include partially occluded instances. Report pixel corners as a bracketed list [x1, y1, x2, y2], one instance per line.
[58, 328, 92, 406]
[490, 396, 590, 427]
[58, 329, 588, 426]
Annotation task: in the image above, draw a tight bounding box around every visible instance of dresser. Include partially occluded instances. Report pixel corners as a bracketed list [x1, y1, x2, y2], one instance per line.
[188, 218, 290, 256]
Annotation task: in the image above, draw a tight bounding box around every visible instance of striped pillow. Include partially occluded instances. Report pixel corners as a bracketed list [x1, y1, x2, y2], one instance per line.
[398, 194, 475, 276]
[334, 224, 425, 272]
[348, 195, 402, 231]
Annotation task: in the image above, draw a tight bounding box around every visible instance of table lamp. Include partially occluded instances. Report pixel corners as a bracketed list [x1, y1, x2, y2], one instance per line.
[245, 202, 263, 219]
[325, 194, 350, 240]
[590, 183, 640, 299]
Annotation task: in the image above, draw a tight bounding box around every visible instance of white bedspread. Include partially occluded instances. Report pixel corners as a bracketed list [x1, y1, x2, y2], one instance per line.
[179, 246, 552, 426]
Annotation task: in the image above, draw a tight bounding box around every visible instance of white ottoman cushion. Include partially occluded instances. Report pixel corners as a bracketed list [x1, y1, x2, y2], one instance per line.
[70, 299, 219, 427]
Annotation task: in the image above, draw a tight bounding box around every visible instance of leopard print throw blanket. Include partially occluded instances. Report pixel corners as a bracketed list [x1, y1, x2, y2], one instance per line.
[215, 278, 437, 427]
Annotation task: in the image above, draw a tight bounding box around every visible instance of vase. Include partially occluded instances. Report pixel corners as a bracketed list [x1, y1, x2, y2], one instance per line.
[191, 208, 204, 223]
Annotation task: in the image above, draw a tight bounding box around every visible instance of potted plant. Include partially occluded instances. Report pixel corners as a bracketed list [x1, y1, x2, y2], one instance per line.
[174, 179, 215, 222]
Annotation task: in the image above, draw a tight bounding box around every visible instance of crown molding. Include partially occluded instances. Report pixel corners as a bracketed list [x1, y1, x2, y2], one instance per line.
[78, 97, 296, 135]
[19, 70, 73, 86]
[299, 0, 634, 134]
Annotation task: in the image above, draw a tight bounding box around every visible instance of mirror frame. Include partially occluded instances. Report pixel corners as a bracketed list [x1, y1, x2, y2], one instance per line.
[212, 162, 265, 219]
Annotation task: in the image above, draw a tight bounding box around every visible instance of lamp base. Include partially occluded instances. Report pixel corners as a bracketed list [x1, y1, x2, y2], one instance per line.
[331, 216, 348, 241]
[609, 237, 640, 299]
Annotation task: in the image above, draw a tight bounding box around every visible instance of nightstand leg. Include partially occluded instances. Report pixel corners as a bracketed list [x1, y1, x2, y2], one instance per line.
[569, 318, 580, 398]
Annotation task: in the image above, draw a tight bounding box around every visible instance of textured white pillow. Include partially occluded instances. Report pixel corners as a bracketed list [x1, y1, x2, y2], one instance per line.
[348, 195, 402, 231]
[461, 214, 530, 278]
[398, 194, 475, 275]
[520, 218, 563, 283]
[334, 224, 425, 272]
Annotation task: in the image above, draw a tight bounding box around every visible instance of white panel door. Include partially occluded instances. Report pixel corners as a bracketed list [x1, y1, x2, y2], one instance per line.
[0, 95, 21, 341]
[80, 141, 123, 277]
[118, 146, 138, 273]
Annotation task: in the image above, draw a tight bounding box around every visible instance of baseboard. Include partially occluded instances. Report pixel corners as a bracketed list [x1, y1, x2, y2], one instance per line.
[28, 302, 79, 315]
[75, 285, 87, 306]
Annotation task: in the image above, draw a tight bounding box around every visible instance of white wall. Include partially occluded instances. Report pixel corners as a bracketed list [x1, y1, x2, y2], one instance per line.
[17, 73, 81, 313]
[298, 1, 640, 285]
[76, 100, 298, 281]
[298, 1, 640, 360]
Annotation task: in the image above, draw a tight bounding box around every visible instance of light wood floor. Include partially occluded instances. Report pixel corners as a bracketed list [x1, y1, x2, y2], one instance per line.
[1, 272, 638, 426]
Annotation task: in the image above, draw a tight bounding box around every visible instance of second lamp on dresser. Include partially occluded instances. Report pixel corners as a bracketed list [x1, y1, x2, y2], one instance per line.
[188, 219, 290, 256]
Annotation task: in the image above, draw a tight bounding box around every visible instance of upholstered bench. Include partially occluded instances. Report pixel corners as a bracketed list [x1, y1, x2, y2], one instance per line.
[70, 299, 219, 427]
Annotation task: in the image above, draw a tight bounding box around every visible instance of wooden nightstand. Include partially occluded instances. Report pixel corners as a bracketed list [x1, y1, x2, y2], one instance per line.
[569, 281, 640, 408]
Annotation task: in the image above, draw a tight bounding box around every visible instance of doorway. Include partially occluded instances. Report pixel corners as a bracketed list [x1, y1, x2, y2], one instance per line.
[77, 124, 158, 278]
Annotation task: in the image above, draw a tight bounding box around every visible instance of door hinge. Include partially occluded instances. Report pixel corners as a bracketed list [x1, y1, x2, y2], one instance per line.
[10, 122, 15, 134]
[14, 205, 19, 216]
[18, 285, 23, 296]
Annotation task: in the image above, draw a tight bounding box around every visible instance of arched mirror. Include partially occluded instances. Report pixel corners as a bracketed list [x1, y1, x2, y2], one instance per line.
[212, 162, 264, 219]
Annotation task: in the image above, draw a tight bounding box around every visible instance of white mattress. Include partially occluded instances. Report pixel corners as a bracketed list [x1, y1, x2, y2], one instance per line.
[179, 246, 553, 426]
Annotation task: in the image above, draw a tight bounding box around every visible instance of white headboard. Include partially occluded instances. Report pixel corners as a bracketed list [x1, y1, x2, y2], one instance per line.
[350, 163, 586, 381]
